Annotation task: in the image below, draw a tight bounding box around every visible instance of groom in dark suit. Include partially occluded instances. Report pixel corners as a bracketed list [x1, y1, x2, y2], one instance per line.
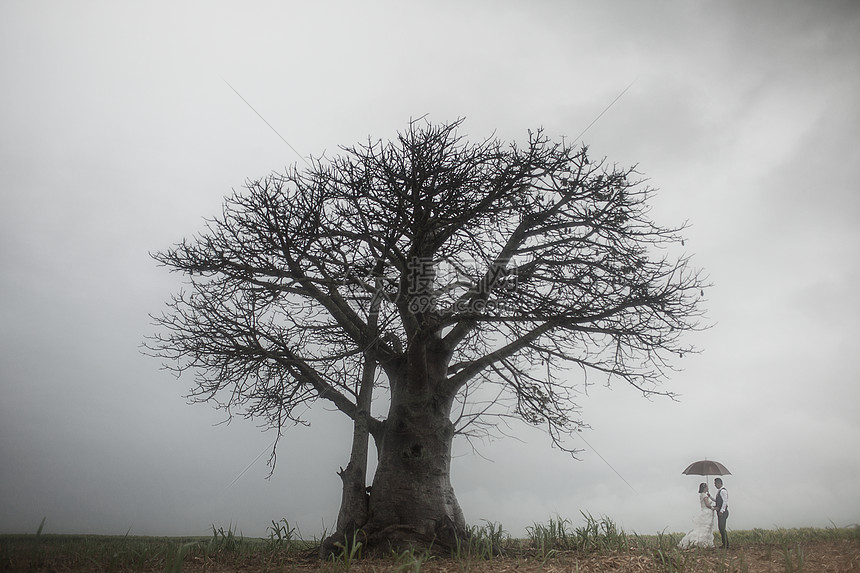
[713, 478, 729, 548]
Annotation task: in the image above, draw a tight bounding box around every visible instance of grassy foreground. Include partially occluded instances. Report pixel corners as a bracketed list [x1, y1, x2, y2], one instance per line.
[2, 515, 858, 572]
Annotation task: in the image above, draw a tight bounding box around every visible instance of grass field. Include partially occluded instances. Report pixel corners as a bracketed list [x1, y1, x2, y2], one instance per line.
[2, 515, 858, 572]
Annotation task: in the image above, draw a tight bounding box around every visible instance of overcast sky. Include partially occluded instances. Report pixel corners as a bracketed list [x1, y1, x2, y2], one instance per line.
[2, 1, 859, 539]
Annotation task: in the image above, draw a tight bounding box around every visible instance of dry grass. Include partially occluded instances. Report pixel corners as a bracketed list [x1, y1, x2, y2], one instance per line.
[3, 521, 858, 572]
[144, 539, 860, 572]
[180, 539, 860, 572]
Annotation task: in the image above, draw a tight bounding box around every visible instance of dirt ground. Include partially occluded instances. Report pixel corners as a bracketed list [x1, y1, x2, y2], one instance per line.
[177, 539, 859, 572]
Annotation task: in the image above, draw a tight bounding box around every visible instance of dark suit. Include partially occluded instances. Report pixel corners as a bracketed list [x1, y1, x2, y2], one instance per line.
[714, 487, 729, 548]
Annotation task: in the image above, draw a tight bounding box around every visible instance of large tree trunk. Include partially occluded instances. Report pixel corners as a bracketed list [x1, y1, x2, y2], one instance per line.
[363, 392, 465, 553]
[324, 313, 467, 555]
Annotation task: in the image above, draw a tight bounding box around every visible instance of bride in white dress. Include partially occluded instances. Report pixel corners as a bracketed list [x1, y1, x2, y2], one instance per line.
[678, 482, 716, 549]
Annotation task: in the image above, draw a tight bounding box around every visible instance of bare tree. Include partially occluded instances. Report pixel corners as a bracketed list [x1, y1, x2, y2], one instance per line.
[147, 119, 707, 554]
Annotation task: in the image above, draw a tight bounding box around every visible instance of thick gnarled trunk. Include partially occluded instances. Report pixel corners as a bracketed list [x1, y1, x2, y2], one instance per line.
[362, 388, 465, 553]
[323, 329, 467, 555]
[321, 388, 465, 556]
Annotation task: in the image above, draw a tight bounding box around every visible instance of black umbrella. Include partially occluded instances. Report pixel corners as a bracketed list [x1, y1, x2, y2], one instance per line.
[682, 459, 731, 477]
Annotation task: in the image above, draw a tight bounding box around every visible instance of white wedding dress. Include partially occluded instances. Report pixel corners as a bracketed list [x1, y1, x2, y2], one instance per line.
[678, 492, 715, 548]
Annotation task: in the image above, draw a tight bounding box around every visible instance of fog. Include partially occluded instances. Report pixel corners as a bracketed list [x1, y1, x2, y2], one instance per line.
[2, 0, 858, 538]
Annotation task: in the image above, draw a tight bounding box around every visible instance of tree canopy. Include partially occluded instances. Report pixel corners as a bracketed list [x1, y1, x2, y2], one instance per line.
[148, 118, 707, 552]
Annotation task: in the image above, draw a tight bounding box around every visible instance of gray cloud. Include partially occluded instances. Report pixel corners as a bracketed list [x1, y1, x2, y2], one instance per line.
[2, 0, 859, 538]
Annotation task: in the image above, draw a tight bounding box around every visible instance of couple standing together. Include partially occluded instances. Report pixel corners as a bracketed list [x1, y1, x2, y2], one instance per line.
[678, 477, 729, 549]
